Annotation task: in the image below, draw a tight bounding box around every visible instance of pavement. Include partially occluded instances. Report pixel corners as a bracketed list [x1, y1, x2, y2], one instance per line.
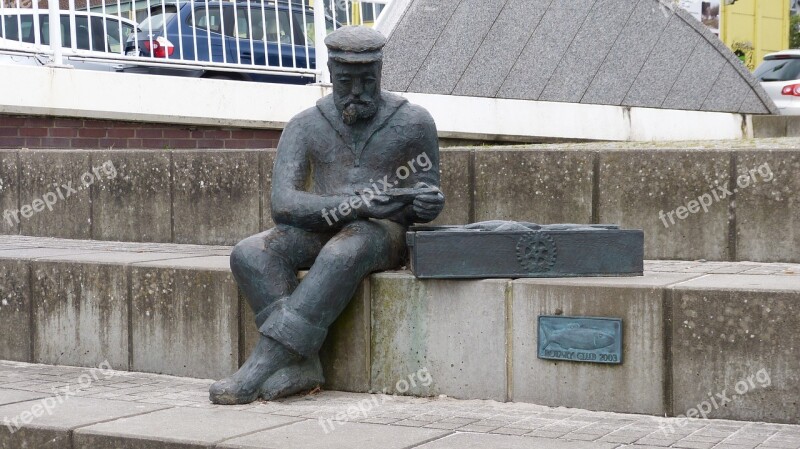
[1, 234, 800, 276]
[0, 361, 799, 449]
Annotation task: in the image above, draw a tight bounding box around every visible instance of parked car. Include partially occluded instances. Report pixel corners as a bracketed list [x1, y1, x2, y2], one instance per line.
[123, 0, 334, 84]
[754, 49, 800, 115]
[0, 8, 136, 55]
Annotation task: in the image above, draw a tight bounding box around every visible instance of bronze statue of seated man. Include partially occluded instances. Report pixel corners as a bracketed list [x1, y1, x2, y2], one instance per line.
[210, 26, 445, 405]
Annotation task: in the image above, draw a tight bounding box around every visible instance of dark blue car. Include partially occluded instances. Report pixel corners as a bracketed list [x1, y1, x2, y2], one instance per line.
[123, 0, 334, 83]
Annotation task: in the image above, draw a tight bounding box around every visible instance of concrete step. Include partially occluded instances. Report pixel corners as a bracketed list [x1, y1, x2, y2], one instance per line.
[4, 362, 799, 449]
[0, 236, 798, 424]
[1, 140, 799, 261]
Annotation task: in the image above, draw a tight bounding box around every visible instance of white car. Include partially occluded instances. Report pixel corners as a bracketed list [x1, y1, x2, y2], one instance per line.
[754, 49, 800, 115]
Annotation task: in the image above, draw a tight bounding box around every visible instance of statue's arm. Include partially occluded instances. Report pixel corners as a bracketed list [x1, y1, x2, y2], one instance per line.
[270, 118, 354, 231]
[397, 108, 444, 224]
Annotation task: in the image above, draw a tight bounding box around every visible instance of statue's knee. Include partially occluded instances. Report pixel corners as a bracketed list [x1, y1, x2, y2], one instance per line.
[230, 237, 264, 276]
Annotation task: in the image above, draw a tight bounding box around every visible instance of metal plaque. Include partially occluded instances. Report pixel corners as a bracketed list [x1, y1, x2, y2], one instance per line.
[537, 316, 623, 364]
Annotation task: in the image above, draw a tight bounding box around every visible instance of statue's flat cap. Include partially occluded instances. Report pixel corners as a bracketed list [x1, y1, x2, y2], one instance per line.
[325, 26, 386, 63]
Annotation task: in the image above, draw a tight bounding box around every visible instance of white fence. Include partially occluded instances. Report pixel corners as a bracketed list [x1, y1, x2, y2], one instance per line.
[0, 0, 388, 82]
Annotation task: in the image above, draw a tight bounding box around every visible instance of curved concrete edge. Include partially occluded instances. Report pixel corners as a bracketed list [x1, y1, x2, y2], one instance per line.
[0, 62, 751, 142]
[667, 1, 779, 115]
[374, 0, 412, 37]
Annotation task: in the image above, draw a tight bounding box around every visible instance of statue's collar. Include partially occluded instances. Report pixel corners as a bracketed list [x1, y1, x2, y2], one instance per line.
[316, 91, 408, 167]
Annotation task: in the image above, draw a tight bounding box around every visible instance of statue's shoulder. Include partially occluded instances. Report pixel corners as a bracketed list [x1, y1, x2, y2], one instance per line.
[383, 91, 435, 126]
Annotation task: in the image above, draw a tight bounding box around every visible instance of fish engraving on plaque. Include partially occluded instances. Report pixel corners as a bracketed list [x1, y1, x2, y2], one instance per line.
[538, 316, 623, 364]
[541, 325, 615, 351]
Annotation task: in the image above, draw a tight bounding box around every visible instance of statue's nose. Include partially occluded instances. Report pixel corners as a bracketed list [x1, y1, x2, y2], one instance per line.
[351, 79, 364, 95]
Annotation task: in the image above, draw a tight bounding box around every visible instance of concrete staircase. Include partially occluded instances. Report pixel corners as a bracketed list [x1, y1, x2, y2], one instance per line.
[0, 141, 799, 425]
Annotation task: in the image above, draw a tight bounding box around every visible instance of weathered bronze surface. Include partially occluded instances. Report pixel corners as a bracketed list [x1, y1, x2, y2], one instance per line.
[209, 26, 445, 405]
[538, 316, 623, 365]
[407, 222, 644, 279]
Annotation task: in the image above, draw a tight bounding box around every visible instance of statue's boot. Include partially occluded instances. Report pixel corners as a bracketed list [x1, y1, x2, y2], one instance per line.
[260, 354, 325, 401]
[209, 335, 298, 405]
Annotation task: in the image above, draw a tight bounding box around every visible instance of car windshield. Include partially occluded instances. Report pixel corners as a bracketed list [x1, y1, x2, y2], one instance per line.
[754, 57, 800, 82]
[139, 12, 176, 33]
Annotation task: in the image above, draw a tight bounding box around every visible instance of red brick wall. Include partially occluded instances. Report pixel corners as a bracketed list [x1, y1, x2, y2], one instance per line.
[0, 114, 282, 149]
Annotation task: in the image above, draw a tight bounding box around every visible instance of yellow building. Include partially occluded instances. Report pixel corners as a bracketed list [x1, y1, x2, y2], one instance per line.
[720, 0, 791, 70]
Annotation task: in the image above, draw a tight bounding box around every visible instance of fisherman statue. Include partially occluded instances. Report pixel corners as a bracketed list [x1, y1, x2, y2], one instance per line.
[209, 26, 445, 404]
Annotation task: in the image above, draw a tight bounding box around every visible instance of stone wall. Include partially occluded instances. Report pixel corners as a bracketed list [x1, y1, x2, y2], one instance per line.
[3, 145, 797, 262]
[2, 239, 797, 423]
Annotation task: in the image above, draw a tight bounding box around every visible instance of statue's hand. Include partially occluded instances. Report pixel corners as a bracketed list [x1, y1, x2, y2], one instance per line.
[356, 194, 407, 219]
[411, 182, 445, 222]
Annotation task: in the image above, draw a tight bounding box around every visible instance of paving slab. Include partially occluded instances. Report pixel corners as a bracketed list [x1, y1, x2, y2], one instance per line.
[673, 273, 800, 291]
[0, 397, 166, 449]
[0, 247, 96, 260]
[218, 420, 449, 449]
[415, 432, 619, 448]
[34, 251, 203, 265]
[2, 361, 800, 449]
[131, 255, 231, 271]
[0, 389, 47, 406]
[74, 406, 300, 449]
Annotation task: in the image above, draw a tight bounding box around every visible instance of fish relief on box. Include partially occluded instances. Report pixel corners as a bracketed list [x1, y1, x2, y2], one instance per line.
[537, 316, 623, 365]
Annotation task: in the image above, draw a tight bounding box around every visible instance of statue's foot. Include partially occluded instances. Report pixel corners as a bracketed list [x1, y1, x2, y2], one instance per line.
[260, 354, 325, 401]
[209, 335, 297, 405]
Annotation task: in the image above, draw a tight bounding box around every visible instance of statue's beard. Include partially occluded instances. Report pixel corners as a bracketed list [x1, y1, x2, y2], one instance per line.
[342, 100, 378, 125]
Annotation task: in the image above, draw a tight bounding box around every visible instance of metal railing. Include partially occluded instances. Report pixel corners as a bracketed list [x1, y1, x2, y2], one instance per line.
[0, 0, 388, 82]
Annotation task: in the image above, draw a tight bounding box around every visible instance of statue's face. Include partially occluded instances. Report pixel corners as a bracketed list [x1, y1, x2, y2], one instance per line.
[329, 60, 382, 125]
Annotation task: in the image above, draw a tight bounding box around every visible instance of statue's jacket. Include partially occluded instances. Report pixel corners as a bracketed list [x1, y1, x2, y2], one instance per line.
[270, 90, 441, 231]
